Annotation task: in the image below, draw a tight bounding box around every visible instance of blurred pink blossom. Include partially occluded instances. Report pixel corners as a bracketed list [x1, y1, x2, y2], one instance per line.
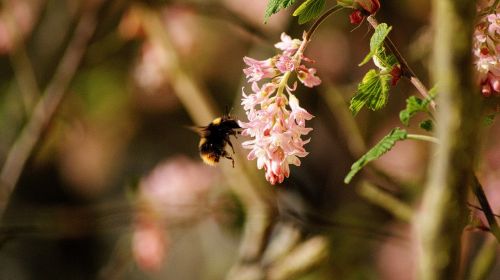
[131, 156, 218, 271]
[240, 33, 318, 185]
[132, 218, 168, 271]
[0, 0, 38, 54]
[139, 156, 219, 220]
[133, 41, 169, 94]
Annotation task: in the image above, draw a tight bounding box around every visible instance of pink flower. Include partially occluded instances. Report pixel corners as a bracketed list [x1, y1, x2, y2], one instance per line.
[473, 10, 500, 96]
[276, 55, 296, 72]
[289, 94, 314, 126]
[239, 86, 314, 185]
[240, 33, 319, 185]
[297, 66, 322, 88]
[274, 33, 302, 56]
[487, 13, 500, 36]
[243, 57, 277, 82]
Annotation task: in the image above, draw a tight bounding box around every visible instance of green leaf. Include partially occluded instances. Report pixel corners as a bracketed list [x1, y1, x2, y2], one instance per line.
[293, 0, 326, 24]
[344, 128, 408, 184]
[360, 23, 392, 66]
[349, 69, 391, 115]
[265, 0, 297, 22]
[484, 114, 496, 126]
[373, 47, 398, 71]
[399, 92, 435, 126]
[419, 120, 433, 131]
[399, 96, 425, 126]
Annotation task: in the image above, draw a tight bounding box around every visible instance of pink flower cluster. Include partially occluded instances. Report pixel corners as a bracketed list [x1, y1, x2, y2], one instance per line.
[473, 11, 500, 97]
[239, 33, 320, 185]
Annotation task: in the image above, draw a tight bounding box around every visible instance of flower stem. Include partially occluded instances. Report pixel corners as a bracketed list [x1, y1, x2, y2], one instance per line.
[367, 15, 437, 110]
[407, 133, 439, 144]
[277, 71, 292, 97]
[304, 5, 343, 44]
[490, 0, 499, 14]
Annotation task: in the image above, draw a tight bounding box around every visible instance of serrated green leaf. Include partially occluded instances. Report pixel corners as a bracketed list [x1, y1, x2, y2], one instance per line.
[349, 69, 391, 115]
[360, 23, 392, 66]
[265, 0, 297, 22]
[344, 128, 408, 184]
[399, 93, 435, 126]
[399, 96, 425, 126]
[293, 0, 326, 24]
[419, 120, 433, 131]
[373, 47, 398, 70]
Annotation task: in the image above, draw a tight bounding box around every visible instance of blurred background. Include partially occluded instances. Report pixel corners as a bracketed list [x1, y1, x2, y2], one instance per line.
[0, 0, 499, 279]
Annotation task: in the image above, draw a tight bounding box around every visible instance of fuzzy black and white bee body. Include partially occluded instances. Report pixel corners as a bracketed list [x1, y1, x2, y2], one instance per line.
[197, 115, 241, 167]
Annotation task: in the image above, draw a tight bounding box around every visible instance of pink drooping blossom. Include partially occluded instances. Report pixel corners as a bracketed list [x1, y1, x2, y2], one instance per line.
[240, 33, 319, 185]
[243, 57, 277, 82]
[297, 66, 322, 88]
[473, 10, 500, 97]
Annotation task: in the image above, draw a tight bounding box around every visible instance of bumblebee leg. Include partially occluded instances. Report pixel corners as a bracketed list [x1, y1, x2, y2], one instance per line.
[227, 139, 235, 154]
[222, 150, 235, 167]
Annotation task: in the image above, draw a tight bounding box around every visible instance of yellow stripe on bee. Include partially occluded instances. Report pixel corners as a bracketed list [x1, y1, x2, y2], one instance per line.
[212, 117, 222, 125]
[200, 153, 217, 166]
[199, 138, 207, 147]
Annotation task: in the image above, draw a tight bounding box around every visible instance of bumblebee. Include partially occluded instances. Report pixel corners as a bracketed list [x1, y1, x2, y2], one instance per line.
[196, 114, 241, 167]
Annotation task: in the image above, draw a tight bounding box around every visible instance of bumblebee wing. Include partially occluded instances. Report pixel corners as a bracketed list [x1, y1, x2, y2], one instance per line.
[186, 125, 209, 136]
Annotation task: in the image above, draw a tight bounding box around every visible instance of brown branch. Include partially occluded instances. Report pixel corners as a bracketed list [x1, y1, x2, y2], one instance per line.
[0, 1, 104, 216]
[2, 0, 45, 112]
[366, 16, 437, 110]
[416, 0, 480, 278]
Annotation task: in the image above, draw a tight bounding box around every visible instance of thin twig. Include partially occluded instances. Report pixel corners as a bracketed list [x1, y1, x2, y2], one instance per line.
[407, 134, 440, 144]
[489, 0, 500, 14]
[471, 175, 500, 243]
[468, 236, 498, 280]
[0, 1, 104, 216]
[2, 0, 44, 112]
[366, 15, 437, 110]
[358, 181, 413, 222]
[467, 203, 500, 219]
[304, 5, 343, 43]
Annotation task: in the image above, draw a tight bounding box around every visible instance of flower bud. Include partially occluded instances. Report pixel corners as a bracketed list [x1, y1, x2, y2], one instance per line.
[356, 0, 381, 14]
[390, 65, 402, 86]
[349, 10, 365, 25]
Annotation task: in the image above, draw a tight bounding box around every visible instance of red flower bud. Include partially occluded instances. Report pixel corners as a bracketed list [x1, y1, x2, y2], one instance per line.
[349, 10, 365, 25]
[355, 0, 380, 15]
[390, 65, 402, 86]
